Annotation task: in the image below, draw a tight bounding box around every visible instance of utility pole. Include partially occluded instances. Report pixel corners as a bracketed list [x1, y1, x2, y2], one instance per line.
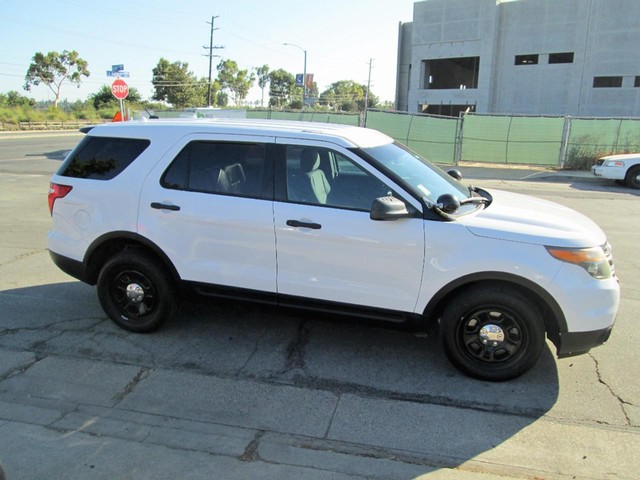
[364, 58, 373, 126]
[203, 16, 224, 107]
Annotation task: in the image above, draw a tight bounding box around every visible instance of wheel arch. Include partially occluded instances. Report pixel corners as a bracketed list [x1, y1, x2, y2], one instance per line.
[423, 272, 567, 350]
[83, 231, 180, 286]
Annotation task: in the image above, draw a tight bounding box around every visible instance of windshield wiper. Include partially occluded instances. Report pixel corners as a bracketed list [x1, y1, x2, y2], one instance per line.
[460, 196, 490, 205]
[463, 185, 491, 205]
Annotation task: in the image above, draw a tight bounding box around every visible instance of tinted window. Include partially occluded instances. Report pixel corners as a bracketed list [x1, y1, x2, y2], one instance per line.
[59, 136, 150, 180]
[285, 145, 392, 211]
[162, 141, 268, 199]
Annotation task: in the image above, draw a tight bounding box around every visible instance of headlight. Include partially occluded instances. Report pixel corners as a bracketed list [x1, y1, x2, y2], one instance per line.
[605, 160, 624, 167]
[546, 246, 612, 279]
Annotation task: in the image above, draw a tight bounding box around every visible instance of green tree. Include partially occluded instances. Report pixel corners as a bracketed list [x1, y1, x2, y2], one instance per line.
[0, 90, 35, 108]
[89, 84, 143, 110]
[268, 69, 295, 108]
[216, 91, 228, 107]
[319, 80, 377, 112]
[255, 64, 270, 108]
[151, 58, 207, 108]
[217, 59, 256, 106]
[23, 50, 90, 108]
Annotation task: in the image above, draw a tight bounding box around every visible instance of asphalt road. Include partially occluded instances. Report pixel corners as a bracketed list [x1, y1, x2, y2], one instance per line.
[0, 132, 639, 479]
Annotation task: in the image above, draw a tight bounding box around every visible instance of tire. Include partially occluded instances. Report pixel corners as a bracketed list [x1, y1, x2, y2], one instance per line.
[439, 285, 546, 381]
[625, 165, 640, 189]
[97, 251, 175, 332]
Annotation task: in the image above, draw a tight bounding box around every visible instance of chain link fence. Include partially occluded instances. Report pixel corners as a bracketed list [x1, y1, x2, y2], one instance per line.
[364, 110, 640, 168]
[247, 109, 359, 126]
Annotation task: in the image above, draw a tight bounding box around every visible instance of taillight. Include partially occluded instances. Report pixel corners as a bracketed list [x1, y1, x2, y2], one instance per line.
[48, 183, 72, 215]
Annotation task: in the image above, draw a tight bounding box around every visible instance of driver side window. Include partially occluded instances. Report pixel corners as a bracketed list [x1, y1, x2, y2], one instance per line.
[285, 146, 392, 211]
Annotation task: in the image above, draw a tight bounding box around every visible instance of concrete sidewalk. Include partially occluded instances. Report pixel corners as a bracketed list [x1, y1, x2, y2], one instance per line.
[2, 347, 637, 480]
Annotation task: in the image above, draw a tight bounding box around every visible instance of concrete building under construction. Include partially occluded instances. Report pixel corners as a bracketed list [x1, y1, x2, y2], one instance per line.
[395, 0, 640, 117]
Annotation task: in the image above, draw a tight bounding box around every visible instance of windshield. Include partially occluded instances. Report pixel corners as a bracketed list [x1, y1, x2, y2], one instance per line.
[358, 142, 469, 205]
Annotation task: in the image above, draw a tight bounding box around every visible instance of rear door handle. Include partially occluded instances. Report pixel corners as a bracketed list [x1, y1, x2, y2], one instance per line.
[286, 220, 322, 230]
[151, 202, 181, 211]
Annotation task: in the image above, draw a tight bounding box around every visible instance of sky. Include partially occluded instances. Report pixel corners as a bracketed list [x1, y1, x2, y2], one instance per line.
[0, 0, 417, 106]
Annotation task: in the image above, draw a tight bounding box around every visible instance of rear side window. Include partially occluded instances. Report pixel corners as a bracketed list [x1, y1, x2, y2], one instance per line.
[161, 141, 269, 199]
[58, 136, 150, 180]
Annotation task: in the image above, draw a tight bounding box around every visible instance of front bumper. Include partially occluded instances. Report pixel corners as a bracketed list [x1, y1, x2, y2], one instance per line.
[592, 165, 625, 180]
[556, 325, 614, 358]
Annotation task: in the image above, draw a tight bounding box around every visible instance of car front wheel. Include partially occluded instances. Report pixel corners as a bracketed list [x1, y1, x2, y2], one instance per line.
[625, 165, 640, 189]
[439, 285, 546, 381]
[97, 251, 175, 332]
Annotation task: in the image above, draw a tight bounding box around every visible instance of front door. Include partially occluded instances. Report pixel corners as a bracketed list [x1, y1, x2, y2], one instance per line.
[273, 141, 425, 313]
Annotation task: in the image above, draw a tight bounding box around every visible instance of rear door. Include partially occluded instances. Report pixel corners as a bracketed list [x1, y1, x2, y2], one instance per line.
[139, 133, 277, 293]
[273, 140, 426, 314]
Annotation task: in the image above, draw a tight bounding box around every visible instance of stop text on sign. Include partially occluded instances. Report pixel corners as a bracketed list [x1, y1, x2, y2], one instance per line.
[111, 78, 129, 100]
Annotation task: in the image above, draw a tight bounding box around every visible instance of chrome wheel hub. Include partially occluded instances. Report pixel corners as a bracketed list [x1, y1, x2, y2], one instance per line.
[126, 283, 145, 303]
[479, 324, 505, 347]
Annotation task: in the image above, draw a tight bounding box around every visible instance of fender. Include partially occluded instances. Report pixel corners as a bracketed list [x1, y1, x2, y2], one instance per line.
[83, 231, 181, 285]
[423, 271, 568, 343]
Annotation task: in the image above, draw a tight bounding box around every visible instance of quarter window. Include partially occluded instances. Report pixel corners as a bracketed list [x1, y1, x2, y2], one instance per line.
[162, 141, 268, 199]
[58, 136, 150, 180]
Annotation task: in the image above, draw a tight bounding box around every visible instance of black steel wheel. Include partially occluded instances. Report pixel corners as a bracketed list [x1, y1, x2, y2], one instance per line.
[625, 165, 640, 189]
[97, 252, 175, 332]
[440, 284, 546, 381]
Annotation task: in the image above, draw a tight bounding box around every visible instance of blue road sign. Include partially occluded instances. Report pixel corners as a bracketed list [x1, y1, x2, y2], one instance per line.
[107, 71, 130, 77]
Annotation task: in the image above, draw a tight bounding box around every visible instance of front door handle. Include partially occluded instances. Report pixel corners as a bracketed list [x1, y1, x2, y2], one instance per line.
[286, 219, 322, 230]
[151, 202, 181, 211]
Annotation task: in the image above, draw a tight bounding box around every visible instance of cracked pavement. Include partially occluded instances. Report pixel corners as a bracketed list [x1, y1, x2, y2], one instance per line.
[0, 134, 639, 479]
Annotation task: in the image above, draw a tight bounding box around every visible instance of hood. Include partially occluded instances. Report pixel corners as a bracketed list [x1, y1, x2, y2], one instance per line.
[460, 189, 606, 247]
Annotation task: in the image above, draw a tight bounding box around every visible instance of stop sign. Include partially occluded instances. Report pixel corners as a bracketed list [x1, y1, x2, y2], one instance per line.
[111, 78, 129, 100]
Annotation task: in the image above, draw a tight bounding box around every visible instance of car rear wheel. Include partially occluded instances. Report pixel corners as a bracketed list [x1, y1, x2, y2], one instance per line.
[439, 285, 546, 381]
[625, 165, 640, 189]
[97, 251, 175, 332]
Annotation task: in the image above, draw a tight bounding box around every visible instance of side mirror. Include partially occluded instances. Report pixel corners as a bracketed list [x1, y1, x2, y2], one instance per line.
[370, 196, 410, 221]
[447, 169, 463, 181]
[436, 193, 460, 214]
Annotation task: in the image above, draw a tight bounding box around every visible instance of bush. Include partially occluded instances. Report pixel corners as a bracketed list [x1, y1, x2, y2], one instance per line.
[564, 132, 640, 170]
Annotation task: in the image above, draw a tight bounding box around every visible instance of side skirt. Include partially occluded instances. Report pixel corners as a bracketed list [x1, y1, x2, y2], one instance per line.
[187, 281, 421, 325]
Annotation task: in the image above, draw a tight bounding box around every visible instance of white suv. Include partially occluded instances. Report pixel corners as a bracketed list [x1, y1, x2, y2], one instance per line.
[48, 119, 619, 381]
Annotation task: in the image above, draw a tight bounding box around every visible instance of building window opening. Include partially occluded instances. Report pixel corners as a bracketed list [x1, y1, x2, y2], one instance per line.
[549, 52, 574, 64]
[419, 103, 476, 117]
[515, 54, 538, 65]
[422, 57, 479, 90]
[635, 76, 640, 87]
[593, 76, 623, 88]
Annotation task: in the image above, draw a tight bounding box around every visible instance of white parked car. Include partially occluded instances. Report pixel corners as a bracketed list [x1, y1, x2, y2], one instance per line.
[47, 120, 619, 381]
[592, 153, 640, 189]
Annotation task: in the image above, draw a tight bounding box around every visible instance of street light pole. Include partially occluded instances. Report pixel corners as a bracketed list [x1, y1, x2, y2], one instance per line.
[283, 43, 307, 107]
